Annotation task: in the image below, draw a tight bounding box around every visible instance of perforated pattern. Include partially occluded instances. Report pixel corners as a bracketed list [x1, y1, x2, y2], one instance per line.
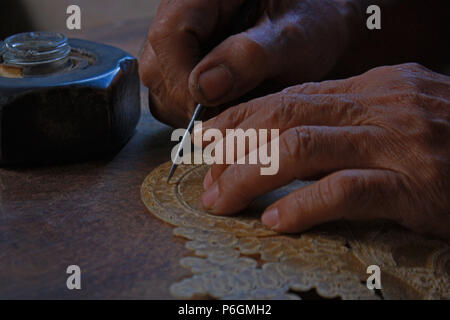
[141, 161, 450, 300]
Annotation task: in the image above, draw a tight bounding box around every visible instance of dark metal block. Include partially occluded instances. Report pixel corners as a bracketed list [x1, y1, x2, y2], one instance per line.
[0, 38, 141, 165]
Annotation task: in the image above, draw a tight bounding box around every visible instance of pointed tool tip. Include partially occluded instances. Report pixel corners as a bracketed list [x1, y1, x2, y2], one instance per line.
[166, 103, 205, 184]
[167, 164, 177, 184]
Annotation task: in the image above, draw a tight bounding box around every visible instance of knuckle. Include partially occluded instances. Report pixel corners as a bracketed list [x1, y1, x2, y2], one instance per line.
[281, 22, 308, 43]
[364, 64, 396, 78]
[147, 79, 166, 112]
[290, 192, 305, 214]
[240, 35, 265, 55]
[402, 78, 421, 94]
[219, 101, 257, 129]
[218, 166, 250, 203]
[319, 94, 364, 124]
[176, 2, 211, 39]
[227, 35, 268, 67]
[148, 88, 193, 127]
[139, 46, 161, 88]
[294, 126, 315, 156]
[280, 129, 299, 161]
[391, 64, 426, 91]
[402, 62, 426, 72]
[394, 90, 421, 106]
[370, 63, 426, 94]
[389, 62, 423, 75]
[148, 92, 169, 124]
[390, 106, 431, 142]
[147, 73, 165, 98]
[297, 80, 343, 95]
[231, 103, 253, 126]
[148, 20, 171, 46]
[293, 82, 316, 94]
[149, 1, 204, 45]
[281, 127, 314, 162]
[279, 193, 306, 230]
[330, 172, 369, 208]
[272, 93, 298, 126]
[281, 85, 298, 96]
[214, 105, 240, 128]
[316, 177, 336, 209]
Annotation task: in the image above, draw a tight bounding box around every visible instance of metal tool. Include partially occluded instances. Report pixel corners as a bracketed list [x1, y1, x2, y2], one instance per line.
[168, 103, 205, 182]
[167, 0, 263, 182]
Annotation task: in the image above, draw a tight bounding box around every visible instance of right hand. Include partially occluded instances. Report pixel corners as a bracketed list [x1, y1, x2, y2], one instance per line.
[139, 0, 363, 127]
[199, 63, 450, 239]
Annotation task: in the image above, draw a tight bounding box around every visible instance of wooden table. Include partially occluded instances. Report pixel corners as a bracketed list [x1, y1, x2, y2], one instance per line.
[0, 17, 192, 299]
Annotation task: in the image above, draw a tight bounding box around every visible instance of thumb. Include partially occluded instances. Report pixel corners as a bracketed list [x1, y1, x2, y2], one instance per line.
[189, 32, 269, 106]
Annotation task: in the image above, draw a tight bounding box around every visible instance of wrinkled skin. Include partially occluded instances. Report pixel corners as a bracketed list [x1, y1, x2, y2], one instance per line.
[199, 63, 450, 239]
[140, 0, 450, 239]
[140, 0, 361, 127]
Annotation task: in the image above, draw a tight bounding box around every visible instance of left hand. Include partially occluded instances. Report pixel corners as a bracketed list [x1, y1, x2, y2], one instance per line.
[139, 0, 362, 127]
[197, 63, 450, 239]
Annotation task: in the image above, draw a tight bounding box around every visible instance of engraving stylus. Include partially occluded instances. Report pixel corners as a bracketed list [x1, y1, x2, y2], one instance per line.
[167, 104, 205, 182]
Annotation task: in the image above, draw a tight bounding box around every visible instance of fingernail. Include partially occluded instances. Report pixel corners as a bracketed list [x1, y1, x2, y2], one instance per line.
[202, 183, 219, 210]
[203, 170, 213, 190]
[198, 65, 233, 102]
[262, 208, 279, 229]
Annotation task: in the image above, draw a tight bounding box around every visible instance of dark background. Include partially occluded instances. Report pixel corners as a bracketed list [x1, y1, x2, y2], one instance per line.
[0, 0, 160, 39]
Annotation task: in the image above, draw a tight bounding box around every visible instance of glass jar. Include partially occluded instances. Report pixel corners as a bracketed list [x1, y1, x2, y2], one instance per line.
[2, 32, 72, 76]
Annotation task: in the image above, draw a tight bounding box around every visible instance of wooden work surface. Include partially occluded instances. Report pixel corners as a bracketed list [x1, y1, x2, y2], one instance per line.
[0, 17, 192, 299]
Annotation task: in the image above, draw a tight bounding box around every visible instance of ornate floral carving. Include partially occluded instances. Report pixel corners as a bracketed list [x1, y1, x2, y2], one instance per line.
[141, 161, 450, 300]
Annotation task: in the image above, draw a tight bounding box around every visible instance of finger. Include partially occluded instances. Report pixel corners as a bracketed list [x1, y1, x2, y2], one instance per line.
[200, 89, 365, 141]
[139, 41, 159, 88]
[139, 42, 189, 127]
[207, 123, 381, 185]
[202, 125, 383, 214]
[149, 0, 245, 100]
[189, 32, 269, 105]
[200, 92, 368, 183]
[262, 169, 406, 233]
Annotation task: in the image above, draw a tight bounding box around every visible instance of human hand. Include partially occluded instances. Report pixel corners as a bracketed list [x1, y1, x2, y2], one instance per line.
[139, 0, 361, 127]
[199, 63, 450, 239]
